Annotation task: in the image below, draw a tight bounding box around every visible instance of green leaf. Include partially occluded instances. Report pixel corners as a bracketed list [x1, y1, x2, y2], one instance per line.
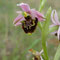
[38, 22, 42, 31]
[39, 0, 47, 12]
[43, 7, 52, 35]
[21, 38, 41, 60]
[23, 38, 41, 54]
[40, 0, 42, 4]
[38, 0, 47, 31]
[13, 55, 20, 60]
[41, 29, 49, 60]
[54, 44, 60, 60]
[41, 7, 52, 60]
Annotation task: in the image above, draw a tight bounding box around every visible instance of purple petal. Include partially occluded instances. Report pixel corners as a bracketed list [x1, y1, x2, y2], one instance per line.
[49, 24, 56, 28]
[54, 10, 60, 24]
[14, 22, 21, 26]
[35, 11, 45, 21]
[31, 9, 45, 21]
[13, 14, 25, 26]
[51, 10, 60, 25]
[57, 26, 60, 41]
[51, 31, 57, 35]
[17, 3, 31, 13]
[51, 10, 57, 24]
[30, 9, 37, 19]
[16, 11, 22, 14]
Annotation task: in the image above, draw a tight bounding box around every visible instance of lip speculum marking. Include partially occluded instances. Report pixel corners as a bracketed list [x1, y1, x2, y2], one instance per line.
[22, 16, 38, 33]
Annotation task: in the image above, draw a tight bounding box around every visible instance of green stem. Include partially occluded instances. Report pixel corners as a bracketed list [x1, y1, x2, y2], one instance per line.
[40, 0, 42, 4]
[42, 30, 49, 60]
[38, 22, 42, 31]
[38, 0, 50, 60]
[38, 0, 47, 31]
[39, 0, 47, 12]
[42, 7, 51, 60]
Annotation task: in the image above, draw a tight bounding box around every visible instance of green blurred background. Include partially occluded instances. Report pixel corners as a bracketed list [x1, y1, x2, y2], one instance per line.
[0, 0, 60, 60]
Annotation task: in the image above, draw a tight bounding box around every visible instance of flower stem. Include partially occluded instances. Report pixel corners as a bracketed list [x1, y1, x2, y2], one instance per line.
[38, 22, 42, 31]
[39, 0, 47, 12]
[41, 30, 49, 60]
[41, 7, 51, 60]
[38, 0, 49, 60]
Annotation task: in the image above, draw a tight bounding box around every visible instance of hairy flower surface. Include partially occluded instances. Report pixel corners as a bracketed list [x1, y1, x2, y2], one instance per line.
[51, 10, 60, 41]
[13, 3, 45, 33]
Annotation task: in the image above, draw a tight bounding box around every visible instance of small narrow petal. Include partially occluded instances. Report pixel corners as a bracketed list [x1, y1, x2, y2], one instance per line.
[14, 22, 21, 26]
[57, 26, 60, 41]
[51, 31, 57, 35]
[51, 10, 57, 24]
[51, 10, 60, 25]
[31, 9, 45, 21]
[17, 3, 31, 13]
[34, 10, 45, 21]
[40, 56, 43, 60]
[54, 10, 60, 24]
[49, 24, 56, 28]
[40, 49, 43, 54]
[13, 14, 25, 25]
[16, 11, 22, 14]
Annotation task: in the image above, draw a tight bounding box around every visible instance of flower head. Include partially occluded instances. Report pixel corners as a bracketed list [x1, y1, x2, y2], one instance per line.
[13, 3, 45, 33]
[51, 10, 60, 41]
[29, 49, 43, 60]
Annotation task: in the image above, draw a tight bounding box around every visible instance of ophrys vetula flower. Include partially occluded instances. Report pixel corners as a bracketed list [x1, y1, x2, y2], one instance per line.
[13, 3, 45, 33]
[50, 10, 60, 41]
[29, 49, 43, 60]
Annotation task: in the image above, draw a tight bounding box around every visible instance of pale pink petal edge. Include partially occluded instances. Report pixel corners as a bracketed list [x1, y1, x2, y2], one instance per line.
[17, 3, 31, 13]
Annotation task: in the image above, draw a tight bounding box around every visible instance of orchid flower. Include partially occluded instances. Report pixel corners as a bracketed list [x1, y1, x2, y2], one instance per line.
[29, 49, 43, 60]
[13, 3, 45, 33]
[51, 10, 60, 41]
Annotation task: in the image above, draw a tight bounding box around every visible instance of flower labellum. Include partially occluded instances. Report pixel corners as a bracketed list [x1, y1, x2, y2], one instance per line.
[22, 16, 38, 33]
[13, 3, 45, 34]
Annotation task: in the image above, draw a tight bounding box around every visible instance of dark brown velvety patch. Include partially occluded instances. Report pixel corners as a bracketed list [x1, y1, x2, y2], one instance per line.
[22, 16, 38, 33]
